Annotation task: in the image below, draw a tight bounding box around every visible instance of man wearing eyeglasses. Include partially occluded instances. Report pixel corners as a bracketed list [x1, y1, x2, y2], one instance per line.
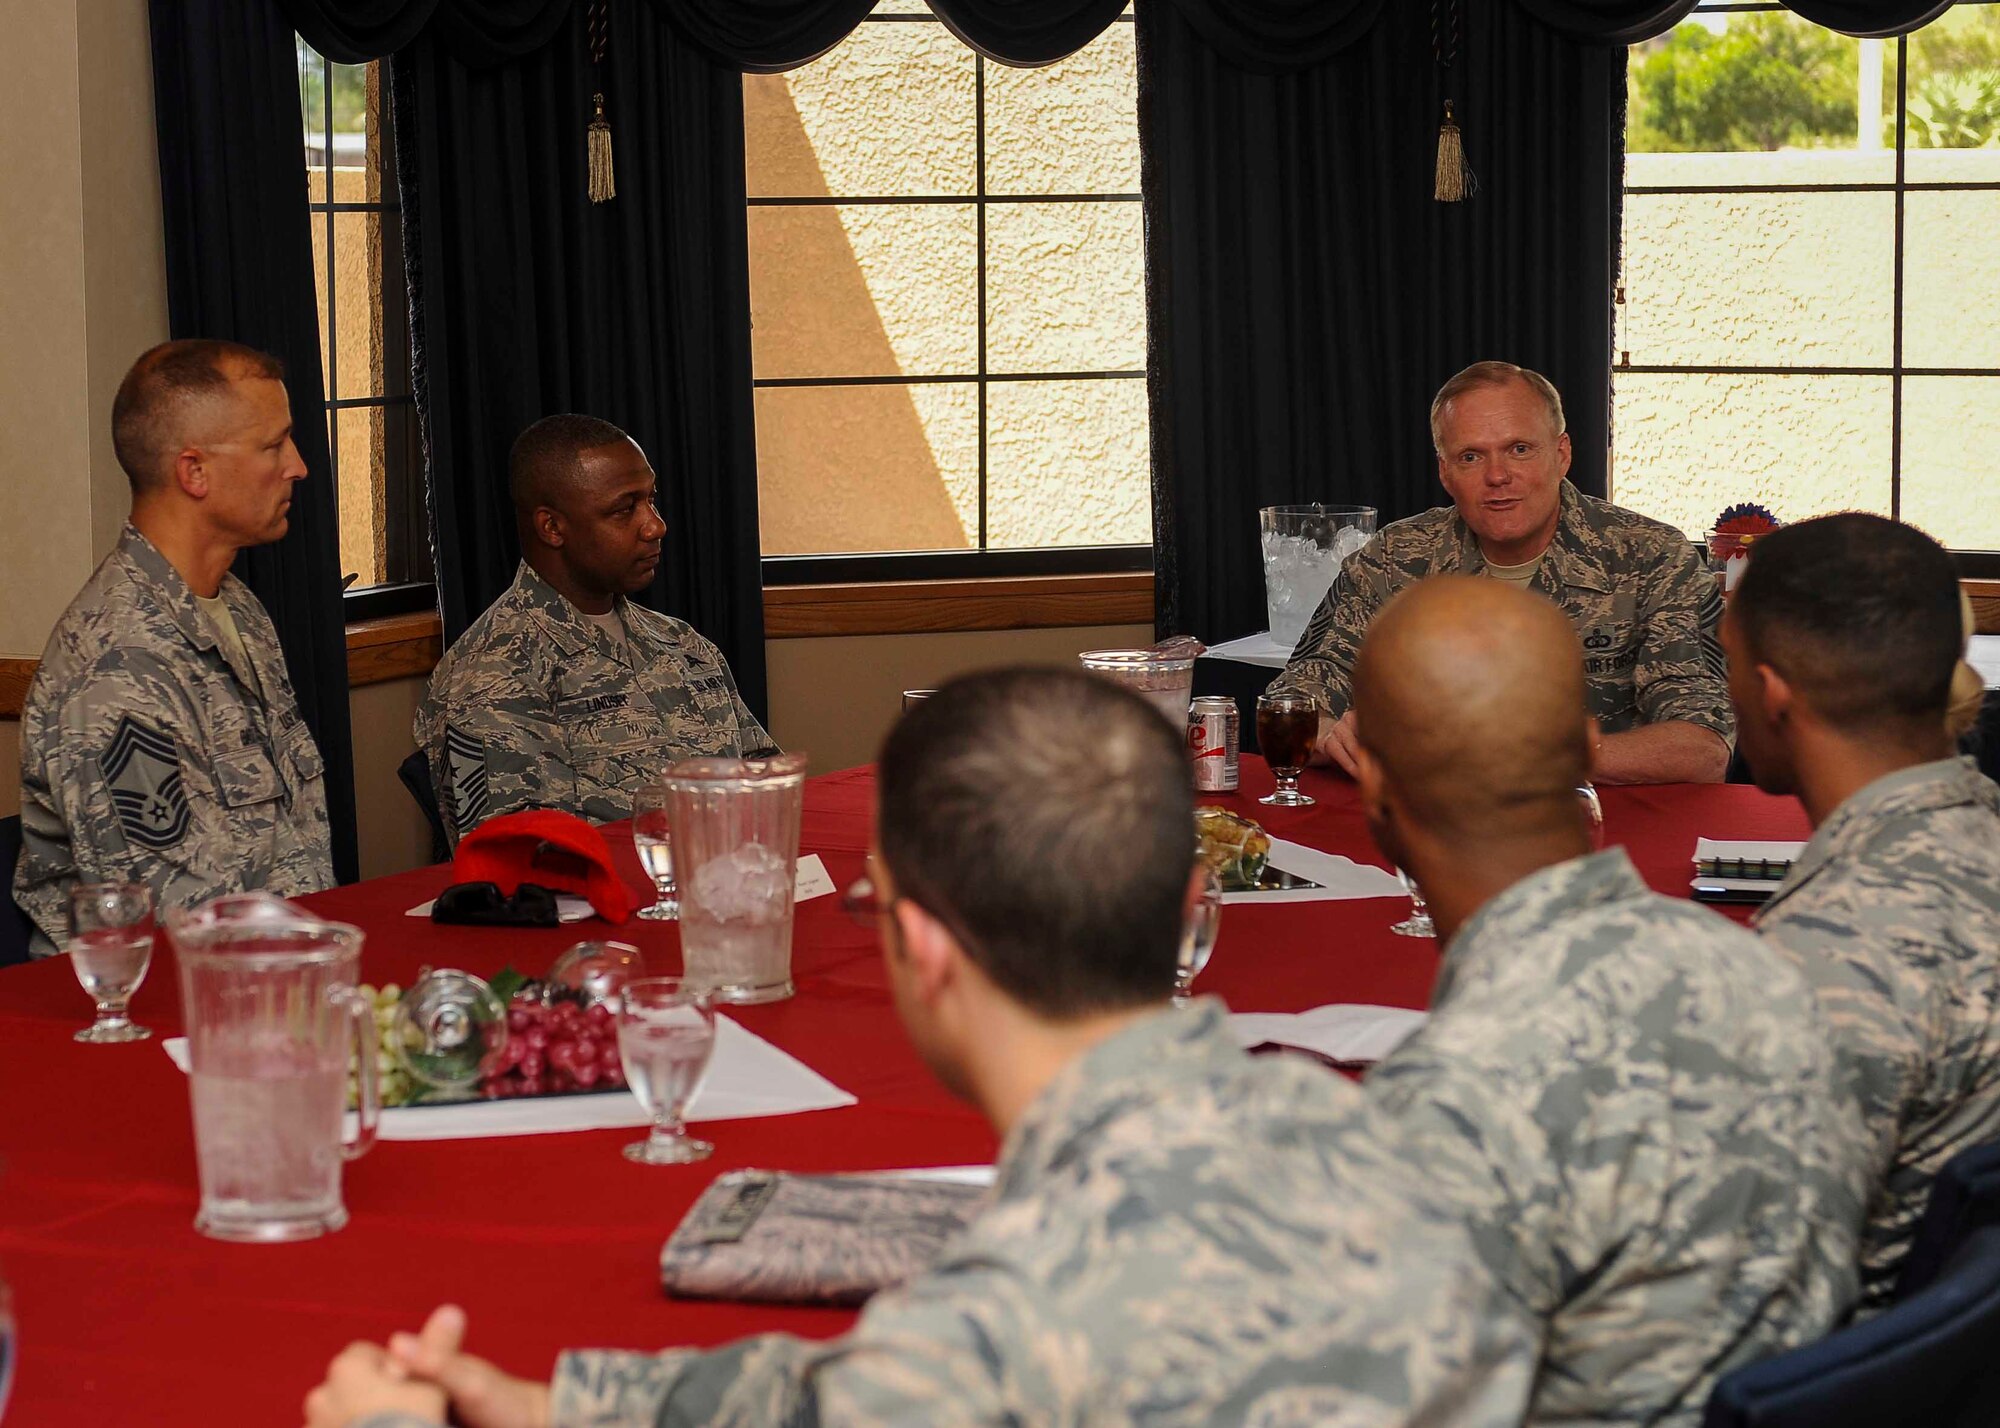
[305, 667, 1535, 1428]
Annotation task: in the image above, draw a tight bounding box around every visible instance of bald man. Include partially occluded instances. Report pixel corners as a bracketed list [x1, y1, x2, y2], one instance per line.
[415, 415, 775, 846]
[14, 340, 335, 954]
[1352, 577, 1868, 1427]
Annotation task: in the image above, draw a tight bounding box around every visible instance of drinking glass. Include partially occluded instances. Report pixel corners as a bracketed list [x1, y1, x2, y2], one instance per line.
[0, 1255, 13, 1422]
[632, 783, 678, 921]
[547, 940, 647, 1009]
[616, 977, 716, 1164]
[1391, 869, 1435, 938]
[1173, 867, 1224, 1007]
[1577, 782, 1606, 852]
[1255, 692, 1318, 808]
[901, 690, 936, 712]
[67, 882, 155, 1043]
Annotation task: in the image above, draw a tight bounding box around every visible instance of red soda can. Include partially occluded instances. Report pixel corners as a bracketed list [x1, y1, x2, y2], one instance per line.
[1188, 696, 1240, 792]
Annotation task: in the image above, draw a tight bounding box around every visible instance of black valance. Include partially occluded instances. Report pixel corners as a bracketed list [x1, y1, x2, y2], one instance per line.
[1510, 0, 1958, 44]
[279, 0, 571, 66]
[1157, 0, 1387, 74]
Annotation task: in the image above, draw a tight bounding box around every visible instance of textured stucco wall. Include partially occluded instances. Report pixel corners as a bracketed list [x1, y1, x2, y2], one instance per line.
[744, 17, 1146, 556]
[310, 161, 394, 589]
[1615, 149, 2000, 548]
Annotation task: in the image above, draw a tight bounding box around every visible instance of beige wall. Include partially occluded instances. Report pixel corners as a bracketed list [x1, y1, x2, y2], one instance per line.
[765, 623, 1152, 774]
[0, 0, 166, 659]
[349, 676, 434, 879]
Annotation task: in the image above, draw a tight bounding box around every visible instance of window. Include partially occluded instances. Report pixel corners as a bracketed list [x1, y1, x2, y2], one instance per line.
[743, 3, 1149, 579]
[297, 44, 432, 606]
[1615, 2, 2000, 564]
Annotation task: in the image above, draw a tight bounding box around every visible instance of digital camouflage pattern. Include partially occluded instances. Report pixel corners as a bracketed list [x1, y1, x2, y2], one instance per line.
[1269, 481, 1734, 746]
[1366, 849, 1871, 1428]
[415, 563, 777, 845]
[1754, 757, 2000, 1310]
[13, 525, 334, 953]
[361, 1003, 1540, 1428]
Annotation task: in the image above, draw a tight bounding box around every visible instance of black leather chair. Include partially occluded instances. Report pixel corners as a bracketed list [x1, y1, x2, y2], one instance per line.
[397, 749, 451, 865]
[1897, 1138, 2000, 1301]
[1, 815, 37, 967]
[1702, 1227, 2000, 1428]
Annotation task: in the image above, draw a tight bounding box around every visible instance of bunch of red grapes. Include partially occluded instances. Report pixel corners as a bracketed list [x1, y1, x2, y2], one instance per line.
[478, 988, 626, 1098]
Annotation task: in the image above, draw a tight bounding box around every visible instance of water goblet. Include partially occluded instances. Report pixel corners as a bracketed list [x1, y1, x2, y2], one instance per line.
[68, 882, 155, 1043]
[1390, 869, 1435, 938]
[1576, 782, 1606, 851]
[632, 784, 678, 921]
[547, 940, 647, 1009]
[616, 977, 716, 1165]
[1173, 867, 1224, 1007]
[1256, 691, 1319, 808]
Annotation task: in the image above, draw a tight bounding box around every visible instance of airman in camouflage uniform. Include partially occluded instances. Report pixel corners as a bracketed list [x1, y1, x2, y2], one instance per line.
[1367, 850, 1869, 1427]
[16, 340, 336, 955]
[415, 561, 776, 845]
[1754, 760, 2000, 1308]
[15, 525, 335, 954]
[340, 1004, 1538, 1428]
[1272, 478, 1732, 747]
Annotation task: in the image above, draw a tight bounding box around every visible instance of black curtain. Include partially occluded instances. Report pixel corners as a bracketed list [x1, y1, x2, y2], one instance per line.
[388, 10, 770, 719]
[150, 0, 362, 884]
[1140, 0, 1625, 644]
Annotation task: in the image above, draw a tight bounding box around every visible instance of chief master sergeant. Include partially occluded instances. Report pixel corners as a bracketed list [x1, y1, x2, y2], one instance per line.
[415, 414, 776, 846]
[13, 339, 335, 954]
[1268, 360, 1733, 785]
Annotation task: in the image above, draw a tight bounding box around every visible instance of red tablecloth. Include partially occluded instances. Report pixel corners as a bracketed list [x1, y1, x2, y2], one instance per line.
[0, 762, 1807, 1424]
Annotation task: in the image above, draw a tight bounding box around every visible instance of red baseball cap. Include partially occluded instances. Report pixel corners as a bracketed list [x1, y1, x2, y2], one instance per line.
[452, 811, 633, 924]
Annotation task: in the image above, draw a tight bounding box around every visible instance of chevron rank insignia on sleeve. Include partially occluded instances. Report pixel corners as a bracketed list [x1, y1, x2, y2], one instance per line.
[445, 724, 490, 827]
[99, 716, 190, 851]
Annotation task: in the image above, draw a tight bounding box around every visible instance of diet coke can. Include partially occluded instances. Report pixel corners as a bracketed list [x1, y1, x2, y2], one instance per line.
[1188, 696, 1240, 792]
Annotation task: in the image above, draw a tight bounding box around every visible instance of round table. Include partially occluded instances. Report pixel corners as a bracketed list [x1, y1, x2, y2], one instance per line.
[0, 760, 1807, 1424]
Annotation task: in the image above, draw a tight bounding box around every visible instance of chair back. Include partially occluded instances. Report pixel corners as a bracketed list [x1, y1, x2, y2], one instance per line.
[396, 750, 451, 865]
[0, 815, 34, 967]
[1702, 1227, 2000, 1428]
[1897, 1138, 2000, 1300]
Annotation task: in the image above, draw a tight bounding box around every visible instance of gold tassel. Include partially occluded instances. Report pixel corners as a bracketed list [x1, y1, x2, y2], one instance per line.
[587, 92, 615, 203]
[1435, 100, 1469, 203]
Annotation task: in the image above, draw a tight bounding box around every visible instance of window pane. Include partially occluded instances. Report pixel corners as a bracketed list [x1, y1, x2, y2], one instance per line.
[987, 378, 1151, 548]
[1905, 191, 2000, 369]
[329, 212, 391, 399]
[745, 21, 974, 198]
[985, 201, 1144, 374]
[984, 23, 1139, 195]
[750, 204, 978, 379]
[334, 405, 388, 589]
[1620, 191, 1893, 367]
[1901, 6, 2000, 182]
[1627, 14, 1869, 157]
[755, 383, 977, 554]
[1611, 372, 1892, 539]
[298, 41, 327, 196]
[1903, 377, 2000, 551]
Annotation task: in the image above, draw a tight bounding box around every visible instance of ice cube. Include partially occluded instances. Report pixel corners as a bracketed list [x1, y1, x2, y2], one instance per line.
[690, 843, 791, 924]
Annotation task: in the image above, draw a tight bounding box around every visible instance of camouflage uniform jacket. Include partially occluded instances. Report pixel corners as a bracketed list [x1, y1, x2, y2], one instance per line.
[13, 525, 334, 953]
[362, 1003, 1540, 1428]
[1366, 849, 1869, 1428]
[414, 562, 777, 845]
[1269, 481, 1733, 745]
[1754, 757, 2000, 1310]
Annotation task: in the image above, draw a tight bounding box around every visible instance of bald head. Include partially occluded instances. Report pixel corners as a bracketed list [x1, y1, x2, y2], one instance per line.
[1354, 577, 1591, 844]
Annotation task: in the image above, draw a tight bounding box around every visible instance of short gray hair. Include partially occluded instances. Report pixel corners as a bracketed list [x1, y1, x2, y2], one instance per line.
[1429, 361, 1566, 455]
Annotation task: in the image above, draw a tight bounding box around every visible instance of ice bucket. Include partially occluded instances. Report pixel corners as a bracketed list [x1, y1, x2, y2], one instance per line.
[661, 754, 808, 1005]
[1259, 505, 1378, 650]
[167, 893, 378, 1242]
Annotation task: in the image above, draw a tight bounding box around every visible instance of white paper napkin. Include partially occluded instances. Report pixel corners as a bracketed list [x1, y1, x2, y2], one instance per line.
[1229, 1004, 1428, 1066]
[1223, 839, 1406, 905]
[404, 854, 837, 919]
[1198, 631, 1295, 669]
[162, 1013, 856, 1142]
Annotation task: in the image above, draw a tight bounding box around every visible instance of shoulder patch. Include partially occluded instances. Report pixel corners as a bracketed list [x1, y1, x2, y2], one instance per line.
[99, 716, 190, 851]
[445, 724, 490, 829]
